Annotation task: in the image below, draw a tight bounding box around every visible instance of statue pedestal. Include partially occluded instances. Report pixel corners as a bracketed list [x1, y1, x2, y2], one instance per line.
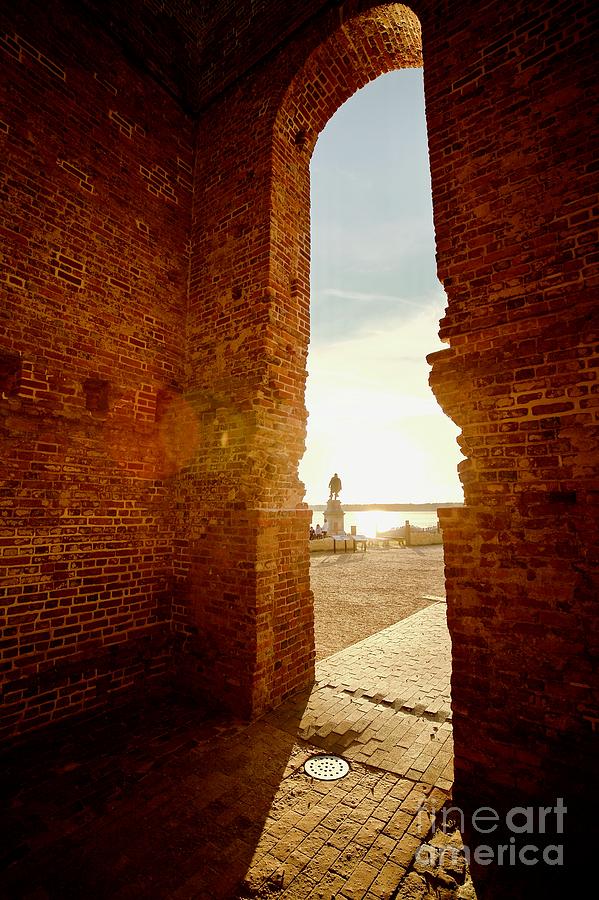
[324, 498, 345, 535]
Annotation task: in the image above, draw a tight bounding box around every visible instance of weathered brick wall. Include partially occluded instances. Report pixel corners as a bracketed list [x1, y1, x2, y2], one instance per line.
[173, 3, 422, 716]
[181, 0, 598, 809]
[77, 0, 340, 114]
[417, 0, 599, 814]
[176, 60, 315, 715]
[0, 0, 193, 739]
[1, 0, 597, 830]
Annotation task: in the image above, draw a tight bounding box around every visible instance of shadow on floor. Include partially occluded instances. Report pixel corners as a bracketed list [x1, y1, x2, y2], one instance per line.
[0, 690, 310, 899]
[0, 613, 582, 900]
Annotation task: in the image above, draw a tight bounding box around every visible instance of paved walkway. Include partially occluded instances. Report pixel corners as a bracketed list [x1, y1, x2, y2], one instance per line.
[1, 603, 472, 900]
[269, 605, 453, 789]
[311, 546, 446, 661]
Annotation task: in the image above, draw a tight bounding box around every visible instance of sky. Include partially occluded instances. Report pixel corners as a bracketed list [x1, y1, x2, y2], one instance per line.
[298, 68, 464, 506]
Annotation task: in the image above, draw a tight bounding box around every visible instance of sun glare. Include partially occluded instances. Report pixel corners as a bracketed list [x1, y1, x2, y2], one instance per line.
[301, 69, 464, 508]
[300, 310, 464, 505]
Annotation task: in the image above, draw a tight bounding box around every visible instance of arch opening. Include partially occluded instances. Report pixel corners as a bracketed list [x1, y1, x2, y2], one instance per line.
[261, 0, 596, 850]
[303, 67, 463, 662]
[268, 1, 462, 676]
[261, 4, 439, 710]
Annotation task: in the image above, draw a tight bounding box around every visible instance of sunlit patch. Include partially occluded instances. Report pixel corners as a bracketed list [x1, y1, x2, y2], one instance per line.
[156, 394, 202, 476]
[103, 390, 252, 479]
[157, 391, 252, 478]
[299, 309, 464, 504]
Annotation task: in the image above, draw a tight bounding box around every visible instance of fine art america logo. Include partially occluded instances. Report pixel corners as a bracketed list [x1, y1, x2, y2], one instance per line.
[415, 798, 567, 867]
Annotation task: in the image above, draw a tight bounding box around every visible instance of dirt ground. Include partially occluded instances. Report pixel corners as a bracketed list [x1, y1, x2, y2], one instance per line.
[311, 544, 446, 661]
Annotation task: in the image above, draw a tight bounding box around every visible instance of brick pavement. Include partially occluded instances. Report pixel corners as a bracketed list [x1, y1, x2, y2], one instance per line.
[267, 604, 453, 790]
[1, 602, 472, 900]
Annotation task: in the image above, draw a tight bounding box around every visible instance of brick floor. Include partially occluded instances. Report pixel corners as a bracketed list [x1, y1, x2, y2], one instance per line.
[269, 604, 453, 791]
[0, 603, 473, 900]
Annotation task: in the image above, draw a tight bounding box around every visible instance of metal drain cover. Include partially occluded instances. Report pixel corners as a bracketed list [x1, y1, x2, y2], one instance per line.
[304, 754, 350, 781]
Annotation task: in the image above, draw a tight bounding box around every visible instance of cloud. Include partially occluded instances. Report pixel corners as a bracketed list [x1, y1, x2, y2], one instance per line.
[310, 283, 447, 346]
[306, 301, 445, 396]
[313, 218, 435, 271]
[310, 218, 443, 344]
[321, 288, 422, 307]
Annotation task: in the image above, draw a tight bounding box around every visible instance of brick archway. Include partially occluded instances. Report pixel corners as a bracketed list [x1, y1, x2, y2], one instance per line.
[1, 0, 596, 843]
[182, 0, 597, 829]
[183, 4, 427, 720]
[263, 4, 425, 701]
[259, 0, 598, 824]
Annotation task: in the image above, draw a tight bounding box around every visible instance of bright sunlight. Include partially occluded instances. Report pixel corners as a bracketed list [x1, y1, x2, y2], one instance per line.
[299, 70, 464, 505]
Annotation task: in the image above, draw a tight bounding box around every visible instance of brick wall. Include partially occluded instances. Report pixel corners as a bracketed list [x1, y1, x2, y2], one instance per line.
[176, 64, 315, 714]
[77, 0, 340, 113]
[1, 0, 598, 829]
[417, 0, 599, 814]
[171, 3, 422, 716]
[0, 0, 193, 740]
[180, 0, 598, 810]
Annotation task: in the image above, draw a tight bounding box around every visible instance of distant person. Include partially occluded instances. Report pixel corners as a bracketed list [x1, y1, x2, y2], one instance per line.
[328, 472, 342, 500]
[309, 526, 315, 540]
[315, 523, 323, 539]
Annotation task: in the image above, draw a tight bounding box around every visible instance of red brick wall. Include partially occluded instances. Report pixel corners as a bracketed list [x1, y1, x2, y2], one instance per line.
[175, 65, 315, 715]
[1, 0, 598, 827]
[172, 4, 422, 716]
[181, 0, 598, 808]
[0, 0, 193, 740]
[417, 0, 599, 813]
[77, 0, 346, 113]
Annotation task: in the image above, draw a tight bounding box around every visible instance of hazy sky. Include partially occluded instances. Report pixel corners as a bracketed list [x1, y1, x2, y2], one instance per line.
[299, 68, 464, 505]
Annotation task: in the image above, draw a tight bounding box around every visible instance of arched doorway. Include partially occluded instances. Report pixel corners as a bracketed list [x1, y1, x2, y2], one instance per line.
[302, 67, 461, 661]
[266, 2, 428, 693]
[186, 2, 594, 845]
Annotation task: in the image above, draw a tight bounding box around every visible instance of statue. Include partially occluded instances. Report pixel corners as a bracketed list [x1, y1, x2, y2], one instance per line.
[328, 472, 342, 500]
[324, 472, 344, 535]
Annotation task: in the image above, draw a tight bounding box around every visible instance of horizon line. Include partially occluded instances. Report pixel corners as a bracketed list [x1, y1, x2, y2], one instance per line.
[307, 501, 464, 509]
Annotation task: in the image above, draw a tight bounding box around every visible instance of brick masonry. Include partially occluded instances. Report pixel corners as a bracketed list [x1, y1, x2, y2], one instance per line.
[0, 0, 193, 740]
[0, 0, 597, 834]
[420, 0, 598, 818]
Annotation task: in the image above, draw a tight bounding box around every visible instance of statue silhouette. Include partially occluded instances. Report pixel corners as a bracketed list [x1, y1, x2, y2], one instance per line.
[328, 472, 342, 500]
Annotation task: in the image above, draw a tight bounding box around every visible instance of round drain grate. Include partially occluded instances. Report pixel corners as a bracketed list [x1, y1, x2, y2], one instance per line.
[304, 754, 350, 781]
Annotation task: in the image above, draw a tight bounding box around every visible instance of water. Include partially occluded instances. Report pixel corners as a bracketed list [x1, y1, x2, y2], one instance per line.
[309, 508, 441, 538]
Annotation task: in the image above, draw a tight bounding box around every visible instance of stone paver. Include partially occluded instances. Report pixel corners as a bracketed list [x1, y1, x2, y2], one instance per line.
[1, 603, 471, 900]
[268, 604, 453, 790]
[316, 604, 451, 717]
